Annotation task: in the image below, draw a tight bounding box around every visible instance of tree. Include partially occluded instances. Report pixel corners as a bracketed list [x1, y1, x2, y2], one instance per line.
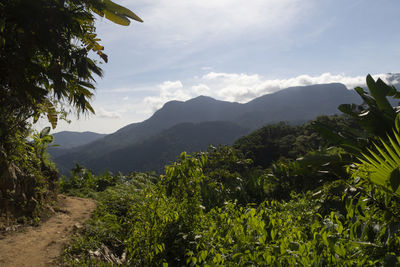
[0, 0, 141, 127]
[0, 0, 142, 222]
[0, 0, 143, 153]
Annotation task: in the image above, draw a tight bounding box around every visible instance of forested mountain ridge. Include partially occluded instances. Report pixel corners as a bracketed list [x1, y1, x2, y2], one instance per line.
[52, 131, 106, 149]
[238, 83, 359, 128]
[47, 131, 106, 158]
[79, 121, 249, 174]
[50, 82, 361, 175]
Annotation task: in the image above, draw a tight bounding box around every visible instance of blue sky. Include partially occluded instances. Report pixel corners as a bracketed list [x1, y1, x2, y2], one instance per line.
[51, 0, 400, 133]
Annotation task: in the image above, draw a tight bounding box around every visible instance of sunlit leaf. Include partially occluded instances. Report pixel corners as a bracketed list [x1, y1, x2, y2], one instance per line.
[104, 9, 130, 26]
[104, 0, 144, 23]
[40, 127, 51, 138]
[390, 168, 400, 192]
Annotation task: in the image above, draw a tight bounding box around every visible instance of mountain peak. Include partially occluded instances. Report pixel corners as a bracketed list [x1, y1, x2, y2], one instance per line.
[186, 95, 216, 103]
[52, 82, 364, 175]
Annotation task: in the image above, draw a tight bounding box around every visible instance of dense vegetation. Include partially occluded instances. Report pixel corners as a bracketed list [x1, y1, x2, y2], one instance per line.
[2, 0, 400, 265]
[58, 76, 400, 265]
[0, 0, 141, 225]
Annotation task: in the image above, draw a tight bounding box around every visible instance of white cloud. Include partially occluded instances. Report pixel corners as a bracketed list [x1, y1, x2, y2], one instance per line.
[96, 107, 122, 119]
[101, 86, 159, 93]
[192, 84, 211, 96]
[144, 80, 191, 111]
[143, 72, 395, 111]
[55, 71, 399, 134]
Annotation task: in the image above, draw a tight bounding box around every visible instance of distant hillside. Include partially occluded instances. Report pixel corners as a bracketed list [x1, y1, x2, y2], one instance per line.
[55, 121, 250, 174]
[52, 131, 107, 148]
[51, 83, 362, 175]
[48, 131, 107, 158]
[237, 83, 359, 128]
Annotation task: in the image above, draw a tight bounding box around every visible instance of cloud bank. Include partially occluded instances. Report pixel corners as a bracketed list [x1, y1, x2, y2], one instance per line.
[96, 107, 122, 119]
[66, 71, 399, 133]
[143, 72, 394, 111]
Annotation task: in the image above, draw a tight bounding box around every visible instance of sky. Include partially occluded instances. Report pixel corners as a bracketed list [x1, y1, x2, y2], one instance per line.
[50, 0, 400, 134]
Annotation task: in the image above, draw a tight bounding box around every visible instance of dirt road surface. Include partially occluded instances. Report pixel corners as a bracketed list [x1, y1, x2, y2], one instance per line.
[0, 195, 96, 267]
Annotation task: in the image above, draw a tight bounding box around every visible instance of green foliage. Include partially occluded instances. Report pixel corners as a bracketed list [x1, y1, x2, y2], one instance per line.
[199, 146, 262, 209]
[0, 0, 141, 127]
[59, 164, 157, 198]
[64, 165, 400, 266]
[234, 116, 357, 168]
[314, 75, 400, 156]
[62, 76, 400, 266]
[63, 175, 157, 265]
[63, 153, 206, 266]
[0, 0, 141, 223]
[264, 147, 350, 200]
[91, 0, 143, 26]
[30, 127, 54, 162]
[0, 127, 59, 223]
[359, 127, 400, 194]
[339, 75, 398, 138]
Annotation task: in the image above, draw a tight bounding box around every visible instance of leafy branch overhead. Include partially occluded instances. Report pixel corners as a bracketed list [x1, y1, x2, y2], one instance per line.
[85, 0, 143, 64]
[92, 0, 143, 26]
[0, 0, 142, 130]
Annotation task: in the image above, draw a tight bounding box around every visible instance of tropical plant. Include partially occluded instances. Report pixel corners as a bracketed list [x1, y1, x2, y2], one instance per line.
[339, 75, 398, 137]
[199, 146, 255, 209]
[314, 75, 400, 156]
[60, 75, 400, 266]
[358, 119, 400, 194]
[61, 141, 400, 266]
[0, 0, 141, 222]
[0, 0, 142, 130]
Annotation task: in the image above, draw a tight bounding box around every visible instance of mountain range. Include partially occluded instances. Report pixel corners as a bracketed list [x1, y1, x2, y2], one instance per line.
[49, 83, 362, 175]
[48, 131, 106, 158]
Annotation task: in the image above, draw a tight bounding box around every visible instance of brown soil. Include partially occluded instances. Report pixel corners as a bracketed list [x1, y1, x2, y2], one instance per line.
[0, 195, 96, 267]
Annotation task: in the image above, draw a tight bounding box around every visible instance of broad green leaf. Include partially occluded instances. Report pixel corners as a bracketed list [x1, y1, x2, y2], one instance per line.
[46, 102, 58, 129]
[388, 135, 400, 158]
[93, 0, 144, 26]
[104, 10, 130, 26]
[373, 142, 396, 167]
[338, 104, 358, 116]
[390, 167, 400, 193]
[365, 149, 391, 171]
[354, 86, 366, 95]
[40, 127, 51, 138]
[354, 86, 375, 106]
[395, 113, 400, 132]
[91, 7, 104, 17]
[85, 102, 95, 114]
[367, 74, 395, 117]
[376, 78, 391, 96]
[104, 0, 144, 23]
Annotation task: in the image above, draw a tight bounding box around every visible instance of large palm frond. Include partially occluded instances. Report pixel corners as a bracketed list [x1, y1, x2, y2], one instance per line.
[359, 128, 400, 194]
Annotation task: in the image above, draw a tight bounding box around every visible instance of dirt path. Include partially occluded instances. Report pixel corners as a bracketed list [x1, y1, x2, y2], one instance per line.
[0, 195, 96, 267]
